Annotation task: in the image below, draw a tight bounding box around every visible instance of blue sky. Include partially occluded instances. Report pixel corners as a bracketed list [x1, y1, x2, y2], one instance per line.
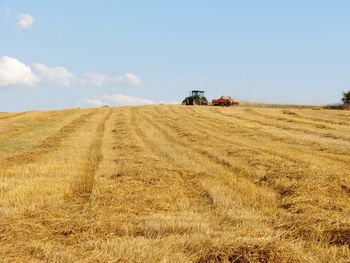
[0, 1, 349, 111]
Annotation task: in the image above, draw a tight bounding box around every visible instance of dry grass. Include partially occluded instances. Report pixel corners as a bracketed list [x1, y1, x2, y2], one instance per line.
[0, 105, 349, 262]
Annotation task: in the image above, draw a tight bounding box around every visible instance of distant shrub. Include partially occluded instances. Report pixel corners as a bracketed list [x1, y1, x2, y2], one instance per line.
[324, 92, 350, 110]
[342, 91, 350, 105]
[324, 104, 350, 110]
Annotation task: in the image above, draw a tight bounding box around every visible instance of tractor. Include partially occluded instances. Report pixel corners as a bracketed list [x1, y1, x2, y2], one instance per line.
[182, 90, 209, 106]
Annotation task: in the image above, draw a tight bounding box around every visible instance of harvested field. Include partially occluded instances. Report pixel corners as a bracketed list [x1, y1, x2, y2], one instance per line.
[0, 105, 349, 262]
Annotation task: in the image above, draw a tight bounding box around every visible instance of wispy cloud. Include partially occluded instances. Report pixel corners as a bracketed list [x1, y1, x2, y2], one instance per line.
[124, 73, 141, 86]
[32, 63, 76, 86]
[81, 73, 114, 87]
[81, 72, 141, 87]
[16, 13, 34, 30]
[84, 99, 105, 107]
[0, 56, 38, 87]
[82, 94, 178, 108]
[0, 55, 142, 89]
[103, 94, 154, 105]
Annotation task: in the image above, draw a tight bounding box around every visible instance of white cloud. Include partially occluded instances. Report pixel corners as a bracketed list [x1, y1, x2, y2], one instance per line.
[83, 94, 178, 108]
[84, 99, 106, 107]
[0, 55, 141, 90]
[125, 73, 141, 86]
[104, 94, 154, 105]
[81, 72, 141, 87]
[16, 13, 34, 30]
[32, 63, 75, 86]
[0, 56, 38, 87]
[81, 73, 109, 86]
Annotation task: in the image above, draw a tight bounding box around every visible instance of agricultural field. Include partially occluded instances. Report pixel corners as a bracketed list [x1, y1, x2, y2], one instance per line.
[0, 105, 350, 262]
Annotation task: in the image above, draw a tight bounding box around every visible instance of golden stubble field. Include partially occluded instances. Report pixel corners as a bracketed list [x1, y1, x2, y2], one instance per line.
[0, 105, 349, 262]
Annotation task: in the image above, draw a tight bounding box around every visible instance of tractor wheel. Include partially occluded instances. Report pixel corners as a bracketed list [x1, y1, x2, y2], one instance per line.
[193, 98, 200, 105]
[182, 100, 188, 105]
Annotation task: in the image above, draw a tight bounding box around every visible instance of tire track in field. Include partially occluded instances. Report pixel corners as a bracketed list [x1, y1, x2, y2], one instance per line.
[209, 107, 350, 162]
[0, 110, 80, 142]
[144, 107, 350, 216]
[130, 107, 284, 245]
[129, 108, 215, 211]
[136, 108, 243, 171]
[192, 106, 336, 139]
[136, 108, 330, 255]
[134, 108, 278, 213]
[173, 106, 350, 164]
[240, 108, 350, 129]
[168, 106, 350, 166]
[286, 110, 350, 126]
[268, 109, 350, 126]
[0, 108, 113, 259]
[156, 106, 280, 164]
[20, 108, 114, 250]
[159, 106, 318, 168]
[115, 109, 212, 214]
[70, 108, 114, 202]
[0, 110, 85, 163]
[174, 105, 313, 148]
[211, 106, 349, 138]
[144, 107, 299, 181]
[142, 107, 350, 257]
[211, 107, 350, 143]
[239, 108, 350, 139]
[0, 110, 98, 170]
[168, 106, 350, 206]
[161, 107, 350, 224]
[128, 108, 308, 262]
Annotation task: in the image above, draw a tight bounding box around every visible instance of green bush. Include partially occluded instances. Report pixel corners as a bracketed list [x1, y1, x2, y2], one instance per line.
[342, 91, 350, 105]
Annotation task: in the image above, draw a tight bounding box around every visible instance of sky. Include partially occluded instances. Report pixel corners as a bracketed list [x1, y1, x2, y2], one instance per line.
[0, 1, 349, 111]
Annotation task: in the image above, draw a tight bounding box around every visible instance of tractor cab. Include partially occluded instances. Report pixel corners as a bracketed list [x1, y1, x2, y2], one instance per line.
[190, 90, 205, 97]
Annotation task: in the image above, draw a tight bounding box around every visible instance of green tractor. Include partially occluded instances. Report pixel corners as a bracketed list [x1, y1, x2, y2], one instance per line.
[182, 90, 209, 106]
